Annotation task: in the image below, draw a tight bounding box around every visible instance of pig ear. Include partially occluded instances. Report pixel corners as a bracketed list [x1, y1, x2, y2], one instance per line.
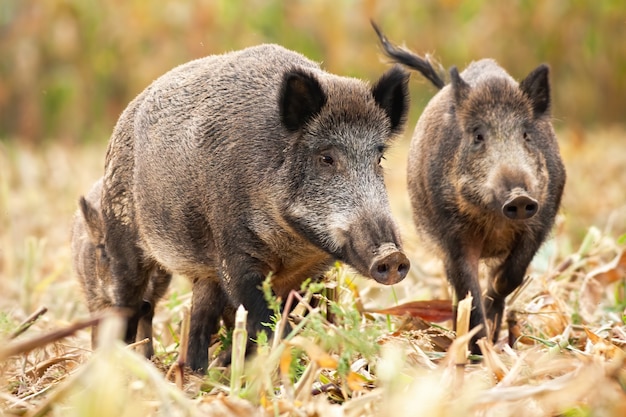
[79, 196, 104, 243]
[371, 65, 410, 135]
[520, 64, 551, 117]
[279, 69, 327, 131]
[450, 66, 470, 104]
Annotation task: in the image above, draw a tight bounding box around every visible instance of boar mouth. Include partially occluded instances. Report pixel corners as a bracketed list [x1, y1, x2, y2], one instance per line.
[339, 241, 410, 285]
[368, 243, 410, 284]
[500, 188, 539, 221]
[282, 210, 409, 284]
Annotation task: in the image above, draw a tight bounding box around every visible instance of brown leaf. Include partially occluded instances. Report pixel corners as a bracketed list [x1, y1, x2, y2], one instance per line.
[368, 299, 453, 323]
[395, 316, 453, 351]
[584, 327, 603, 345]
[587, 250, 626, 285]
[579, 250, 626, 322]
[346, 371, 368, 392]
[584, 327, 624, 361]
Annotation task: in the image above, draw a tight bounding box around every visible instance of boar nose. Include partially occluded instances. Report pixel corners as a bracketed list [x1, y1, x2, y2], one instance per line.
[369, 244, 410, 285]
[502, 194, 538, 220]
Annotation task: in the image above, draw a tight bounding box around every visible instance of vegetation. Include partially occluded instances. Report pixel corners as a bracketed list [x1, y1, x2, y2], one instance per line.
[1, 127, 625, 415]
[1, 1, 625, 416]
[1, 0, 625, 143]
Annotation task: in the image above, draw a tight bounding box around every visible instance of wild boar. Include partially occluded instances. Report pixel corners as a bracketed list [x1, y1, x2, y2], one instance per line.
[373, 23, 566, 354]
[71, 178, 171, 358]
[100, 44, 411, 371]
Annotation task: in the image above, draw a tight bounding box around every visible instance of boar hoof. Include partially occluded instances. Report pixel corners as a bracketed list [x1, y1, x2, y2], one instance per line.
[369, 250, 410, 285]
[502, 194, 538, 220]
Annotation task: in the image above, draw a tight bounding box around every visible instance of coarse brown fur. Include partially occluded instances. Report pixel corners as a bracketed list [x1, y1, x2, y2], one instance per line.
[71, 179, 172, 357]
[374, 24, 566, 354]
[100, 44, 411, 371]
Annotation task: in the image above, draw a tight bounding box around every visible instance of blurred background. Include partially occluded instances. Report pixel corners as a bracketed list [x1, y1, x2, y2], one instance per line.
[0, 0, 625, 320]
[1, 0, 624, 144]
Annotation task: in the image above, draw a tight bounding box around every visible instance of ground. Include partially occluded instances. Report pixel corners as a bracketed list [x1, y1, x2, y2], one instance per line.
[0, 127, 625, 416]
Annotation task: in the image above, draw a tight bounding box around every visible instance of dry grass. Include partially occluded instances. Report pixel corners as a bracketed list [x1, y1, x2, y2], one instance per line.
[1, 127, 625, 416]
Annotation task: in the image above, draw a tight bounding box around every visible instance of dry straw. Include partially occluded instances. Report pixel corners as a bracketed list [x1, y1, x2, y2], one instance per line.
[1, 227, 625, 416]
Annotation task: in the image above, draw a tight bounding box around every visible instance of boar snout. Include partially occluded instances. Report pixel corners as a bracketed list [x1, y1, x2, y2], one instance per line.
[369, 243, 410, 285]
[502, 190, 538, 220]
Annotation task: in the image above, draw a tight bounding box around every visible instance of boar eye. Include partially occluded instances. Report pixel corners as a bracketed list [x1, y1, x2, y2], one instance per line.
[376, 145, 386, 165]
[523, 131, 530, 141]
[473, 132, 484, 144]
[319, 154, 334, 166]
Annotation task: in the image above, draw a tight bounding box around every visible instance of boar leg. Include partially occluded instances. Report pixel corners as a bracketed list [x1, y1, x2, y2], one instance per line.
[187, 277, 227, 372]
[124, 299, 151, 346]
[212, 303, 239, 367]
[485, 236, 541, 344]
[443, 241, 486, 356]
[135, 267, 173, 358]
[105, 229, 151, 345]
[136, 301, 155, 358]
[220, 257, 284, 347]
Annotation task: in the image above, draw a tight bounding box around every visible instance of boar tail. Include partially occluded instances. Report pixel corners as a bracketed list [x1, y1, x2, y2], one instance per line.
[371, 20, 446, 90]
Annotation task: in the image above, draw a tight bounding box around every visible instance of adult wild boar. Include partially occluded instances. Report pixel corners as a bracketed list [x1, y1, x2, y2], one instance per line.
[101, 44, 411, 371]
[71, 178, 172, 358]
[373, 23, 566, 354]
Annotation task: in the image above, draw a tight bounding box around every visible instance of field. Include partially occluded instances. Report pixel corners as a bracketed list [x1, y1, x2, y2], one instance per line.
[1, 126, 625, 416]
[2, 1, 626, 415]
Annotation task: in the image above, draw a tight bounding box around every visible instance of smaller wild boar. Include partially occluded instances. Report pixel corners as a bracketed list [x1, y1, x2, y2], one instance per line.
[373, 23, 566, 354]
[71, 178, 172, 357]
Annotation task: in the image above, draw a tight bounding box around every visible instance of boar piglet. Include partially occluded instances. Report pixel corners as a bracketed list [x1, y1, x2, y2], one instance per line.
[374, 23, 566, 354]
[100, 44, 411, 371]
[71, 178, 172, 357]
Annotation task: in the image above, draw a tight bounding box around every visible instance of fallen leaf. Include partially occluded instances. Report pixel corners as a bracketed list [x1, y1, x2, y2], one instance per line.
[579, 277, 606, 323]
[394, 316, 453, 351]
[586, 250, 626, 285]
[579, 250, 626, 322]
[584, 327, 624, 361]
[368, 299, 453, 323]
[346, 371, 368, 392]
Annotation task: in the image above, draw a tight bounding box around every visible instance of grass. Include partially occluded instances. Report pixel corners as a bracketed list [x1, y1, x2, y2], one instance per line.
[0, 127, 625, 416]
